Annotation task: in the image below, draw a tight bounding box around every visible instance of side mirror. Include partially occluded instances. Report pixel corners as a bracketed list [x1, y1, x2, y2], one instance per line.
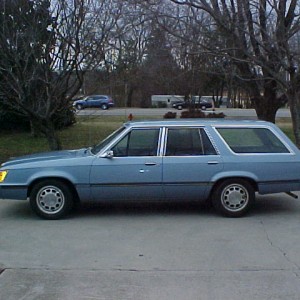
[101, 150, 114, 159]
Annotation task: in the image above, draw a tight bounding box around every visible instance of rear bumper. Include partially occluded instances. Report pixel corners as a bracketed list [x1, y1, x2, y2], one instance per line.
[258, 180, 300, 194]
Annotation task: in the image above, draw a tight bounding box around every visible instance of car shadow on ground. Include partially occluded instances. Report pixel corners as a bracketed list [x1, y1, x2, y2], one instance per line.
[73, 193, 300, 219]
[73, 201, 216, 218]
[1, 193, 300, 220]
[0, 201, 34, 220]
[252, 193, 300, 216]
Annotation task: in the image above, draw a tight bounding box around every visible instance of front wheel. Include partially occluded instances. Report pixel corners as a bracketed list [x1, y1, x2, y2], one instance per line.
[30, 179, 74, 220]
[212, 179, 254, 217]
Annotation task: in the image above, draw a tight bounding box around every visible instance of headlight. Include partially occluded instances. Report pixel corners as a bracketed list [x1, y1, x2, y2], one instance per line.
[0, 170, 8, 182]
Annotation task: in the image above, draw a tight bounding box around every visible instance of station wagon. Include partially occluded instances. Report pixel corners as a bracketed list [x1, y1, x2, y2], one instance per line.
[1, 120, 300, 219]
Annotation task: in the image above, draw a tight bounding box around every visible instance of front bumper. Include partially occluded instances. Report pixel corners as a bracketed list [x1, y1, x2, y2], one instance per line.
[0, 185, 28, 200]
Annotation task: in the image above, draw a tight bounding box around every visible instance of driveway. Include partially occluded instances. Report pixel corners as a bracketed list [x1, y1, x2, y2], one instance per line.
[1, 193, 300, 299]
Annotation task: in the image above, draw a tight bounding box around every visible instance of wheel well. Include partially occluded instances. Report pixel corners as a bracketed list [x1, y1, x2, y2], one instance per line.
[211, 177, 258, 196]
[28, 177, 80, 204]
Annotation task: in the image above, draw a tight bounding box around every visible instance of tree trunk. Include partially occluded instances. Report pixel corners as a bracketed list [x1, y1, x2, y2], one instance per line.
[44, 121, 62, 151]
[289, 103, 300, 148]
[126, 85, 134, 108]
[288, 80, 300, 148]
[252, 80, 284, 123]
[31, 117, 62, 150]
[30, 120, 41, 137]
[253, 96, 278, 123]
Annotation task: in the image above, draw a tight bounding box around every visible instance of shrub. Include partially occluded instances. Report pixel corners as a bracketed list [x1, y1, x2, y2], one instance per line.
[163, 111, 177, 119]
[206, 112, 226, 118]
[180, 110, 206, 118]
[0, 103, 30, 131]
[52, 106, 76, 130]
[0, 103, 76, 132]
[181, 110, 225, 119]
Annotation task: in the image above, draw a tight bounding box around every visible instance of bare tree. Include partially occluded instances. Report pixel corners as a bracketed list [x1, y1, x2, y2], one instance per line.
[111, 1, 152, 107]
[135, 0, 238, 105]
[168, 1, 300, 130]
[0, 0, 122, 150]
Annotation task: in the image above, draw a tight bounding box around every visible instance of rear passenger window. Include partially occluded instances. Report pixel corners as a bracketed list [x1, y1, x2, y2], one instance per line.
[165, 128, 217, 156]
[217, 127, 290, 153]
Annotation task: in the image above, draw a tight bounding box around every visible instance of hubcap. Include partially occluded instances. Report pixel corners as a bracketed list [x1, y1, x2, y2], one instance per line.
[221, 184, 249, 212]
[36, 185, 65, 214]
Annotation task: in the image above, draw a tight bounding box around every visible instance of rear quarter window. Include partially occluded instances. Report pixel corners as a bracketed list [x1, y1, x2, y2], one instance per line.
[216, 127, 290, 154]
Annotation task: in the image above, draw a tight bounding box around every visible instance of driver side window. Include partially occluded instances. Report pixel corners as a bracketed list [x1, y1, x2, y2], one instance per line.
[111, 129, 160, 157]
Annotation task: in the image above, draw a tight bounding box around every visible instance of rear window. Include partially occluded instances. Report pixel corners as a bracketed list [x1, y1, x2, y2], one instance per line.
[216, 127, 290, 154]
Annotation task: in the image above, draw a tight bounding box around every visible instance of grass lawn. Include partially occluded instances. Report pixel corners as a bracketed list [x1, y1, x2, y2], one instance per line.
[0, 115, 296, 163]
[0, 116, 157, 163]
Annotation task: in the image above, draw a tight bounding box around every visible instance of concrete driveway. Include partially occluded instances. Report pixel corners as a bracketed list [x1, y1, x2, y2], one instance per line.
[1, 193, 300, 299]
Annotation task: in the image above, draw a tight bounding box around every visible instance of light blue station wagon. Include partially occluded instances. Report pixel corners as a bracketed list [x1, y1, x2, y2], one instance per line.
[1, 120, 300, 219]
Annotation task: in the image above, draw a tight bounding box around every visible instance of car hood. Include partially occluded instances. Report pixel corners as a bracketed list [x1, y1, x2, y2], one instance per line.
[73, 99, 83, 104]
[1, 149, 90, 168]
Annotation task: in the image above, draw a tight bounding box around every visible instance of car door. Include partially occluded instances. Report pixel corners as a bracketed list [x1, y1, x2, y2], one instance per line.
[162, 127, 223, 200]
[83, 96, 92, 108]
[87, 96, 98, 108]
[90, 128, 164, 201]
[93, 96, 103, 107]
[97, 96, 106, 106]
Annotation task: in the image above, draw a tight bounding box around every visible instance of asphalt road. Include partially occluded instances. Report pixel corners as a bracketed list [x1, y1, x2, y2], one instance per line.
[76, 107, 292, 119]
[1, 193, 300, 299]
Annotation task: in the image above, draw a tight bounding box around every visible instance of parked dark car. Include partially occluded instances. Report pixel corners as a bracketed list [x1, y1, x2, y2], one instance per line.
[172, 99, 213, 110]
[1, 120, 300, 220]
[73, 95, 114, 110]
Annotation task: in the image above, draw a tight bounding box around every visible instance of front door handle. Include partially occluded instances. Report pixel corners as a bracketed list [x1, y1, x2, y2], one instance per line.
[207, 161, 219, 165]
[145, 162, 157, 166]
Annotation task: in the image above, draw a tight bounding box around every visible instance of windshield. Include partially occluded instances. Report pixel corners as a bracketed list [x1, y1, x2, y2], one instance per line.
[91, 126, 126, 154]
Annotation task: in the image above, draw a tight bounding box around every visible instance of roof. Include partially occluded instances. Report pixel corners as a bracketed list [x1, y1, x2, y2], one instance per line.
[124, 119, 272, 128]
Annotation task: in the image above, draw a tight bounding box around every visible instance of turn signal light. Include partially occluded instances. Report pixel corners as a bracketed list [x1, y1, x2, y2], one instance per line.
[0, 171, 8, 182]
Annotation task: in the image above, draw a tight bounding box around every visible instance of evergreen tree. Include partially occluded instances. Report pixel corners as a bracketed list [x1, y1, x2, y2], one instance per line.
[140, 27, 180, 106]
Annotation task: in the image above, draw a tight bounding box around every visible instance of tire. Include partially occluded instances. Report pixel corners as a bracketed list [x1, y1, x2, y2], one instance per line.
[30, 179, 74, 220]
[76, 104, 83, 110]
[177, 105, 183, 110]
[201, 105, 207, 110]
[212, 179, 254, 217]
[101, 104, 108, 110]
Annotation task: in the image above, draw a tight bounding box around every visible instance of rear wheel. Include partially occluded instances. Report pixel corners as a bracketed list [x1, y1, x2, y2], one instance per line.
[101, 103, 108, 110]
[30, 179, 74, 220]
[212, 179, 254, 217]
[177, 105, 183, 110]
